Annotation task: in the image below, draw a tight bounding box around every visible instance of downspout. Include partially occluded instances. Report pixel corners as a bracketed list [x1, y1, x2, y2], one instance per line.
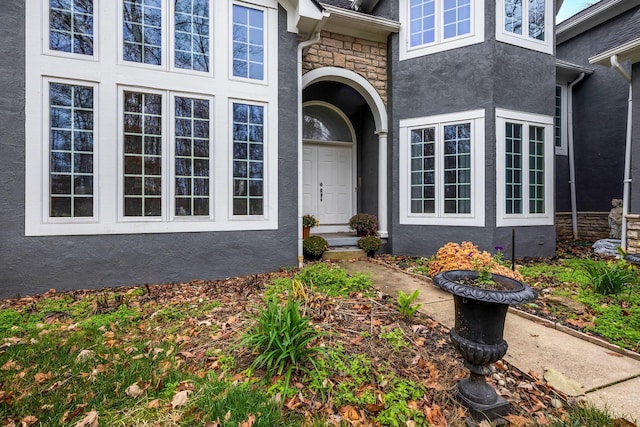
[610, 55, 632, 250]
[297, 20, 327, 267]
[567, 72, 585, 240]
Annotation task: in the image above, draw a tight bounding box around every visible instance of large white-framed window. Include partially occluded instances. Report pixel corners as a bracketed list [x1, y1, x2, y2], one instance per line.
[399, 0, 484, 60]
[46, 0, 96, 57]
[496, 0, 553, 54]
[25, 0, 279, 236]
[399, 109, 485, 226]
[496, 108, 554, 227]
[554, 84, 568, 155]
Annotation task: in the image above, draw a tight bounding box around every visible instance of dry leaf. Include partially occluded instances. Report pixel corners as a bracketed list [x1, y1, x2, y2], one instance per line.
[338, 405, 359, 421]
[504, 414, 535, 426]
[125, 383, 145, 398]
[171, 390, 191, 408]
[204, 422, 220, 427]
[147, 399, 161, 409]
[19, 415, 38, 427]
[75, 350, 96, 362]
[75, 411, 98, 427]
[34, 372, 52, 384]
[224, 411, 232, 422]
[240, 414, 256, 427]
[423, 404, 447, 427]
[613, 419, 638, 427]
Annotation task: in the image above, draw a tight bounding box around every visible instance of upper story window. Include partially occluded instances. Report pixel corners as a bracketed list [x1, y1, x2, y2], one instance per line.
[400, 0, 484, 60]
[496, 0, 553, 54]
[399, 110, 485, 226]
[123, 0, 163, 65]
[49, 0, 94, 55]
[496, 108, 554, 226]
[232, 4, 265, 80]
[174, 0, 210, 72]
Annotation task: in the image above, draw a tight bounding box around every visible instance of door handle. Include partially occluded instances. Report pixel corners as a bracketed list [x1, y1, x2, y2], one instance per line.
[320, 182, 323, 202]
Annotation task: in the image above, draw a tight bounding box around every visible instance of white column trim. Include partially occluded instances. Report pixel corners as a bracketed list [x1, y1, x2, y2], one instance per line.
[376, 130, 388, 238]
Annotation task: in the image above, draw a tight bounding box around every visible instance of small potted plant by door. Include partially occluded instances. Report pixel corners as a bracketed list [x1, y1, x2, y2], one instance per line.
[303, 235, 328, 261]
[302, 214, 319, 239]
[428, 242, 537, 420]
[357, 235, 382, 258]
[348, 213, 378, 237]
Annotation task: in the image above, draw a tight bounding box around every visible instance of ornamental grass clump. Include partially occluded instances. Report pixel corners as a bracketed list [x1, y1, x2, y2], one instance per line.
[428, 241, 523, 282]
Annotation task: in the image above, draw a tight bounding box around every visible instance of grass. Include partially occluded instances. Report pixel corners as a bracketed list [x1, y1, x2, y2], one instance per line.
[0, 262, 624, 426]
[519, 256, 640, 351]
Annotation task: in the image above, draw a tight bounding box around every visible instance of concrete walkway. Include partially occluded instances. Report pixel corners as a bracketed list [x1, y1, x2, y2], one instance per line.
[340, 260, 640, 423]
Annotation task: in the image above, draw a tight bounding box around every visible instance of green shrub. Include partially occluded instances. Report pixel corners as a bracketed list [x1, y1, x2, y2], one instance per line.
[303, 236, 328, 261]
[578, 258, 638, 295]
[357, 235, 382, 255]
[240, 296, 325, 398]
[397, 290, 422, 321]
[348, 213, 378, 236]
[294, 263, 372, 297]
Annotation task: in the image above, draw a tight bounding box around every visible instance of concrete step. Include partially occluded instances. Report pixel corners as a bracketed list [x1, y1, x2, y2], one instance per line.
[322, 246, 366, 261]
[314, 232, 360, 247]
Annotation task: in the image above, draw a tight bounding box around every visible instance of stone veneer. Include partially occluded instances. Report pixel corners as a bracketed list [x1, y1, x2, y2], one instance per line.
[625, 214, 640, 254]
[302, 31, 388, 105]
[555, 212, 610, 242]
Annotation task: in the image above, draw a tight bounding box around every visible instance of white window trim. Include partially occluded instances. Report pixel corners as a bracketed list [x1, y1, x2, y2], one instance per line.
[399, 0, 484, 60]
[25, 0, 279, 236]
[495, 0, 553, 54]
[555, 84, 568, 156]
[399, 109, 485, 226]
[228, 99, 276, 220]
[229, 1, 269, 84]
[43, 0, 100, 61]
[169, 0, 215, 77]
[495, 108, 554, 227]
[42, 77, 101, 224]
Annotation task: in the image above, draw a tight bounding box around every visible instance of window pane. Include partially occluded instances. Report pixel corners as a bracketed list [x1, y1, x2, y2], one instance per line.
[443, 123, 471, 214]
[443, 0, 471, 39]
[50, 0, 94, 55]
[49, 82, 94, 217]
[232, 5, 264, 80]
[124, 91, 162, 216]
[175, 97, 211, 216]
[409, 127, 436, 213]
[504, 0, 522, 35]
[505, 122, 522, 214]
[554, 85, 562, 147]
[409, 0, 435, 47]
[303, 105, 352, 142]
[174, 0, 209, 71]
[529, 125, 545, 213]
[529, 0, 545, 41]
[233, 103, 264, 215]
[123, 0, 162, 65]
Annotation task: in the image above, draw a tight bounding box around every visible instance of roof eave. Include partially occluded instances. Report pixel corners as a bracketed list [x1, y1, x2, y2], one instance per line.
[589, 37, 640, 66]
[556, 0, 637, 45]
[320, 3, 401, 42]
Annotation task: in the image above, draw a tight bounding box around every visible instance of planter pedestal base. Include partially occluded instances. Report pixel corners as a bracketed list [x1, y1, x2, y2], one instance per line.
[457, 374, 510, 419]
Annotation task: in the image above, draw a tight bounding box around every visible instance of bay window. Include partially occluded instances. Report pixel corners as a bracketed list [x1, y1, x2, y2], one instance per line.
[399, 110, 485, 226]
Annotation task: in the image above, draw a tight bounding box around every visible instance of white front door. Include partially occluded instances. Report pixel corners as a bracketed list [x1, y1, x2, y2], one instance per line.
[303, 143, 354, 225]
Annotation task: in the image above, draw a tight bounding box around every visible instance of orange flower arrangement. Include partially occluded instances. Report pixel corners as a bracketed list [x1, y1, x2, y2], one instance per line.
[427, 241, 523, 281]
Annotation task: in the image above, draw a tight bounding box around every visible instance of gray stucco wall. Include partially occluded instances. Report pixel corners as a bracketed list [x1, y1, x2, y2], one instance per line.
[555, 9, 637, 213]
[0, 5, 299, 298]
[387, 1, 556, 259]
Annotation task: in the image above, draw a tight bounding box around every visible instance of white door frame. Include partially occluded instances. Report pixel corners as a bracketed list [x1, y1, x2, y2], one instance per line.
[302, 67, 389, 238]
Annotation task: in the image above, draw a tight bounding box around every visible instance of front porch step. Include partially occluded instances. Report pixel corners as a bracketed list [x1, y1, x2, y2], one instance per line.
[322, 246, 366, 261]
[316, 232, 360, 247]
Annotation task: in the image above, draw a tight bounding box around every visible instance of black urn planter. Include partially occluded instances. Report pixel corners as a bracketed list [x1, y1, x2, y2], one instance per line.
[433, 270, 537, 420]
